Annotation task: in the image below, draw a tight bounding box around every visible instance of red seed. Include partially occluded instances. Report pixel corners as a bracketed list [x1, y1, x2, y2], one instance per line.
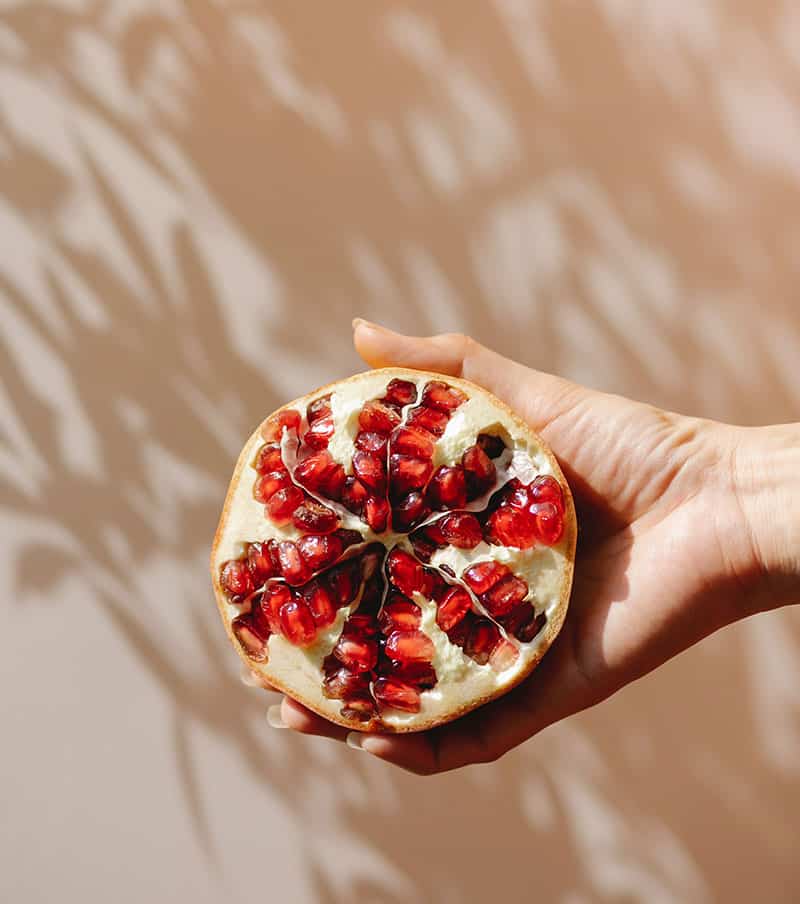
[383, 378, 418, 407]
[353, 451, 386, 494]
[504, 478, 531, 509]
[261, 583, 292, 633]
[486, 506, 538, 548]
[437, 512, 482, 548]
[477, 433, 506, 459]
[296, 533, 343, 572]
[292, 499, 339, 534]
[391, 426, 435, 459]
[363, 495, 390, 533]
[306, 394, 332, 425]
[346, 613, 380, 636]
[462, 445, 496, 499]
[279, 599, 317, 646]
[465, 618, 501, 664]
[253, 470, 290, 502]
[262, 409, 301, 441]
[266, 485, 304, 525]
[391, 492, 430, 531]
[421, 380, 467, 412]
[379, 659, 437, 689]
[340, 476, 370, 514]
[341, 694, 377, 722]
[446, 615, 472, 648]
[427, 466, 467, 509]
[232, 614, 269, 660]
[303, 415, 334, 449]
[358, 400, 401, 433]
[323, 667, 369, 700]
[319, 463, 346, 501]
[499, 601, 541, 641]
[463, 560, 510, 595]
[277, 540, 312, 586]
[294, 450, 335, 490]
[379, 594, 422, 633]
[490, 639, 519, 672]
[531, 502, 564, 545]
[220, 559, 254, 599]
[333, 632, 378, 672]
[385, 630, 435, 663]
[387, 548, 430, 597]
[254, 443, 285, 474]
[303, 581, 338, 627]
[355, 431, 388, 455]
[436, 587, 472, 631]
[327, 559, 361, 606]
[246, 542, 278, 585]
[406, 405, 450, 437]
[482, 574, 529, 616]
[529, 475, 564, 512]
[373, 678, 421, 713]
[389, 454, 433, 496]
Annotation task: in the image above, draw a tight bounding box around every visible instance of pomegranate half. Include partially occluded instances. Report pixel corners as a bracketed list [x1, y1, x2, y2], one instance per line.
[211, 368, 576, 732]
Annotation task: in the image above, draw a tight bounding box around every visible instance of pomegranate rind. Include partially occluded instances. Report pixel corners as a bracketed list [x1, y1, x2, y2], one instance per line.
[211, 367, 576, 733]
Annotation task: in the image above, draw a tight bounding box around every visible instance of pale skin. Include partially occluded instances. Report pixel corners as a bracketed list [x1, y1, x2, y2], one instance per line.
[255, 320, 800, 775]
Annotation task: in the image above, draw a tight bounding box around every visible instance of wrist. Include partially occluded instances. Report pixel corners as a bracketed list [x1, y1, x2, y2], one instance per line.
[727, 423, 800, 612]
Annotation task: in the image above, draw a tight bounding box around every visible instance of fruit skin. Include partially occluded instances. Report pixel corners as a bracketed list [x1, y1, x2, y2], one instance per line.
[211, 369, 576, 733]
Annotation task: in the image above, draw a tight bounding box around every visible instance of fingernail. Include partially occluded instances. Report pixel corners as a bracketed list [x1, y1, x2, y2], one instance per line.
[266, 704, 287, 728]
[352, 317, 372, 330]
[346, 731, 366, 750]
[240, 665, 261, 687]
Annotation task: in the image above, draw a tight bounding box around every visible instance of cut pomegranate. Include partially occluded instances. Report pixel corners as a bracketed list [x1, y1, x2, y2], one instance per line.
[213, 368, 575, 733]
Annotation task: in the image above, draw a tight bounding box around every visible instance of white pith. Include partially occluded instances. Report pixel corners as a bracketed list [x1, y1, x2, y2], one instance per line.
[213, 370, 572, 729]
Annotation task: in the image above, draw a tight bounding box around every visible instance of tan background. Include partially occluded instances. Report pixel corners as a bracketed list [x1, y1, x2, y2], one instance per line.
[1, 2, 799, 902]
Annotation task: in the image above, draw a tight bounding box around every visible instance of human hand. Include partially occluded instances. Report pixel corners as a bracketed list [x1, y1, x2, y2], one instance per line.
[258, 321, 800, 773]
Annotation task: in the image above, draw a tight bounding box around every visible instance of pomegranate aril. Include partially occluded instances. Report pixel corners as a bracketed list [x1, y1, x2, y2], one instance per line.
[297, 532, 343, 572]
[462, 445, 496, 500]
[292, 499, 339, 534]
[385, 630, 435, 663]
[333, 633, 378, 672]
[499, 601, 542, 641]
[347, 612, 380, 635]
[364, 495, 390, 533]
[477, 433, 506, 459]
[254, 443, 285, 474]
[220, 559, 254, 599]
[262, 583, 292, 633]
[246, 542, 278, 585]
[446, 615, 472, 648]
[406, 405, 449, 437]
[486, 506, 538, 549]
[303, 415, 334, 449]
[254, 470, 289, 503]
[340, 476, 369, 514]
[381, 659, 437, 689]
[532, 502, 564, 545]
[232, 614, 269, 660]
[436, 586, 472, 632]
[355, 431, 388, 455]
[373, 678, 421, 713]
[391, 492, 430, 531]
[353, 451, 386, 494]
[505, 478, 531, 509]
[277, 540, 312, 586]
[379, 595, 422, 633]
[529, 475, 564, 511]
[387, 548, 430, 598]
[266, 485, 304, 525]
[465, 618, 501, 665]
[323, 667, 369, 700]
[306, 394, 331, 425]
[358, 400, 400, 433]
[341, 694, 376, 722]
[463, 560, 510, 595]
[483, 574, 529, 616]
[303, 581, 338, 627]
[437, 512, 482, 549]
[427, 466, 467, 510]
[262, 409, 301, 441]
[421, 380, 467, 412]
[294, 450, 334, 490]
[279, 599, 317, 646]
[490, 639, 519, 672]
[389, 454, 433, 497]
[391, 426, 435, 460]
[384, 378, 418, 407]
[320, 464, 346, 501]
[327, 559, 360, 606]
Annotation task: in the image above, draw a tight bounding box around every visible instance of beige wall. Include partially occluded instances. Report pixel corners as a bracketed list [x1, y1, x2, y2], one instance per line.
[1, 2, 799, 902]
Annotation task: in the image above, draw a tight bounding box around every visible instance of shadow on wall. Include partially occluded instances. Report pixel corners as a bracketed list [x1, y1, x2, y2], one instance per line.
[1, 1, 799, 902]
